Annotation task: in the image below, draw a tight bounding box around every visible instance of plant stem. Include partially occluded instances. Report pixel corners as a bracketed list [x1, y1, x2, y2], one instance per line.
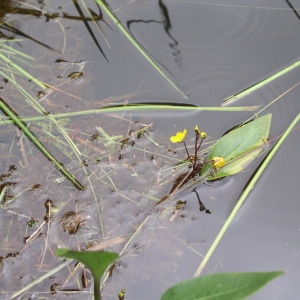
[183, 141, 193, 164]
[192, 135, 199, 171]
[94, 280, 102, 300]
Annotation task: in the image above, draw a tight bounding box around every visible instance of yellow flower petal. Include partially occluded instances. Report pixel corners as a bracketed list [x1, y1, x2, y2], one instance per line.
[170, 129, 187, 143]
[212, 156, 225, 169]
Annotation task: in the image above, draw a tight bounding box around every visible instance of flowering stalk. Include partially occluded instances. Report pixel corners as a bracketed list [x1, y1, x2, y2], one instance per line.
[170, 129, 193, 164]
[170, 127, 224, 175]
[162, 128, 226, 209]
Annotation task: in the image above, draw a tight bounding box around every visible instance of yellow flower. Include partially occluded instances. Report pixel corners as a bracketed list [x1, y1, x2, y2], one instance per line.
[200, 131, 207, 139]
[194, 125, 201, 136]
[212, 156, 225, 169]
[170, 129, 187, 143]
[194, 125, 207, 139]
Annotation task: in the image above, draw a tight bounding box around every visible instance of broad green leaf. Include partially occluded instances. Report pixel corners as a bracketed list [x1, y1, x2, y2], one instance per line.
[201, 114, 272, 180]
[56, 248, 118, 300]
[160, 271, 284, 300]
[56, 248, 118, 280]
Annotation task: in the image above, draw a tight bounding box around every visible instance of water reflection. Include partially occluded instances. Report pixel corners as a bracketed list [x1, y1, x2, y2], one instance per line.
[0, 1, 109, 57]
[285, 0, 300, 20]
[127, 0, 182, 70]
[68, 1, 109, 61]
[0, 0, 54, 50]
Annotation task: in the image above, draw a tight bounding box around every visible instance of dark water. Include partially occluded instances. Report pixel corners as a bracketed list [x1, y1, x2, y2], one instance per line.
[0, 0, 299, 299]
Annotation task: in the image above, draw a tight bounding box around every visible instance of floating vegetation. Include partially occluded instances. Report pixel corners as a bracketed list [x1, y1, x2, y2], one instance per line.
[156, 114, 272, 208]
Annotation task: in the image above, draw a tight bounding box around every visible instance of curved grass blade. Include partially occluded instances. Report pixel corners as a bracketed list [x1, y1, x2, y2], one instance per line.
[0, 98, 84, 190]
[93, 0, 186, 97]
[194, 113, 300, 277]
[200, 114, 272, 180]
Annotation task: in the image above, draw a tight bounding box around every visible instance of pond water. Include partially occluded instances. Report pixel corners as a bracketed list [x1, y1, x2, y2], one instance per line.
[0, 0, 299, 299]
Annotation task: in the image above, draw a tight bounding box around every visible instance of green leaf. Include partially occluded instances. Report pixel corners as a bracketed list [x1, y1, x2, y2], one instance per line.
[56, 248, 118, 280]
[56, 248, 118, 300]
[201, 114, 272, 180]
[160, 271, 284, 300]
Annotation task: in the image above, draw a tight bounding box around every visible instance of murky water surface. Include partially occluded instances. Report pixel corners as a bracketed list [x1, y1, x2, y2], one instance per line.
[0, 0, 299, 299]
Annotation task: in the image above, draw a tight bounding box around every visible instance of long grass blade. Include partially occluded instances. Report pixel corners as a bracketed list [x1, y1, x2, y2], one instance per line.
[0, 98, 84, 190]
[223, 60, 300, 106]
[9, 260, 72, 299]
[0, 103, 259, 126]
[0, 52, 46, 89]
[193, 113, 300, 277]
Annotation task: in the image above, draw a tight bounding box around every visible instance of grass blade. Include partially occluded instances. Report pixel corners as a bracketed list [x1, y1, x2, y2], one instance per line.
[0, 103, 259, 126]
[223, 60, 300, 106]
[194, 113, 300, 277]
[9, 260, 72, 299]
[0, 98, 84, 190]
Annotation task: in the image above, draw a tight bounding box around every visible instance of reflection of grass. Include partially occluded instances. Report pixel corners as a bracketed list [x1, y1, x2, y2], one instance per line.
[94, 0, 186, 96]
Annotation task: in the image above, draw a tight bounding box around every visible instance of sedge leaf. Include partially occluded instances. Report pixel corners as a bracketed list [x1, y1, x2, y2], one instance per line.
[56, 248, 118, 300]
[201, 114, 272, 180]
[161, 271, 284, 300]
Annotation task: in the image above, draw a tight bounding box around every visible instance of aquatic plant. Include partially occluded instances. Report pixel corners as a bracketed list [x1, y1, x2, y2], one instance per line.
[56, 248, 119, 300]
